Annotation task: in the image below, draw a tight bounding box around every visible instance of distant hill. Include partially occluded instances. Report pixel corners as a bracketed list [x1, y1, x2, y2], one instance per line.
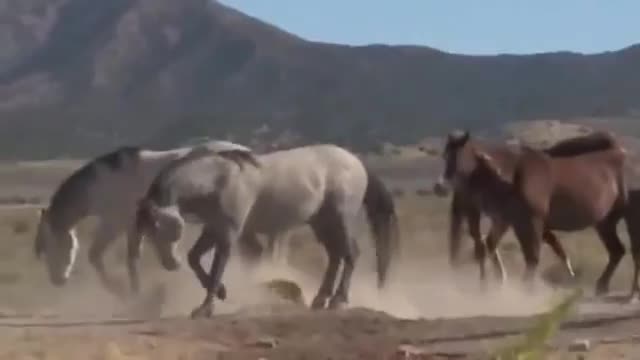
[0, 0, 639, 159]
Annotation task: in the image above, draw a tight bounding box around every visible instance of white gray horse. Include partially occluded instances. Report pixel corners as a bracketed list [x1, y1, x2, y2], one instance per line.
[33, 140, 258, 298]
[135, 144, 400, 318]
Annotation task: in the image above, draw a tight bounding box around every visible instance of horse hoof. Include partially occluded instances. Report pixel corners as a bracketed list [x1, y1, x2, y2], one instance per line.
[595, 286, 609, 298]
[328, 297, 348, 310]
[216, 285, 227, 301]
[310, 296, 327, 310]
[190, 304, 213, 319]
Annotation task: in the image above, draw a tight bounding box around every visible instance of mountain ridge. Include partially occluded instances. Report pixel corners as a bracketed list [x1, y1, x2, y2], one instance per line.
[0, 0, 638, 159]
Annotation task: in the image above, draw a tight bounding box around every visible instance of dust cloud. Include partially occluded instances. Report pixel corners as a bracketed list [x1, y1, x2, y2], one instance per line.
[34, 235, 562, 322]
[150, 253, 561, 321]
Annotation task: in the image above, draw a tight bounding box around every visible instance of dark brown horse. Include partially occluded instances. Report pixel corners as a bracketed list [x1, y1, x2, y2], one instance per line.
[622, 189, 640, 300]
[452, 130, 634, 296]
[433, 131, 579, 284]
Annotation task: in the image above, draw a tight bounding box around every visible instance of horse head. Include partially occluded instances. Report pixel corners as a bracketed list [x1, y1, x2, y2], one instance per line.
[33, 207, 78, 287]
[33, 208, 49, 259]
[434, 130, 472, 196]
[135, 198, 183, 271]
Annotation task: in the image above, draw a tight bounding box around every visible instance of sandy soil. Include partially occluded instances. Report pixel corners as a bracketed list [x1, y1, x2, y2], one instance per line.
[2, 255, 640, 360]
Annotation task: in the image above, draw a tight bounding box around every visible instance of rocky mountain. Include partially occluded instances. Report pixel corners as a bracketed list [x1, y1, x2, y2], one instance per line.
[0, 0, 639, 159]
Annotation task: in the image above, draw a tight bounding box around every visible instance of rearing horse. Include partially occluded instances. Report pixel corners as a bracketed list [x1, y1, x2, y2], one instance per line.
[33, 140, 257, 297]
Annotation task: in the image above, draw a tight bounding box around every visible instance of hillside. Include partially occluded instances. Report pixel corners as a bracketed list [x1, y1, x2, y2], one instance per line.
[0, 0, 639, 159]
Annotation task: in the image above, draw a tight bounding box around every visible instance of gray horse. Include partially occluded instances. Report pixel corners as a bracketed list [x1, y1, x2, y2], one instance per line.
[135, 144, 400, 318]
[33, 140, 256, 297]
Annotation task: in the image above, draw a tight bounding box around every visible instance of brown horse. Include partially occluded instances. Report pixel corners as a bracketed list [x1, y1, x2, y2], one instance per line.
[458, 131, 634, 296]
[623, 189, 640, 300]
[433, 131, 579, 284]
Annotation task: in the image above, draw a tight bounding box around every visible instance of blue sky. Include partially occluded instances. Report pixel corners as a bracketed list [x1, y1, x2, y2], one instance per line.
[220, 0, 639, 55]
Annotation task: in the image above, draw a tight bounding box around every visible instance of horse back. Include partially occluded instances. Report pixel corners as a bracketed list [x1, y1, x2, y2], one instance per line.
[246, 144, 367, 232]
[543, 131, 620, 158]
[468, 140, 522, 181]
[526, 145, 627, 228]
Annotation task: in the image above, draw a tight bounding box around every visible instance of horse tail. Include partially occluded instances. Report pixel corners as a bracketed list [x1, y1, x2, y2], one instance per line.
[363, 168, 400, 289]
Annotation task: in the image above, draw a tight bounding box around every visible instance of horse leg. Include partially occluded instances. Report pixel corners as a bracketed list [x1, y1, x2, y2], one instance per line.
[126, 224, 144, 295]
[271, 231, 291, 265]
[466, 207, 487, 284]
[187, 226, 227, 312]
[484, 217, 510, 284]
[594, 216, 625, 297]
[236, 231, 263, 269]
[88, 221, 125, 299]
[263, 232, 280, 264]
[329, 234, 360, 310]
[542, 229, 576, 279]
[448, 191, 466, 268]
[624, 208, 640, 302]
[511, 215, 543, 290]
[235, 229, 264, 268]
[309, 214, 343, 310]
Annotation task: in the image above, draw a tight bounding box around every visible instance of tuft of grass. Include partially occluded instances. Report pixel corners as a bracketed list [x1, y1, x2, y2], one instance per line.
[491, 288, 583, 360]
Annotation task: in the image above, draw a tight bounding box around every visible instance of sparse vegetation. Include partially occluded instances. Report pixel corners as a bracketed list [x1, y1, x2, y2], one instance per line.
[0, 0, 639, 159]
[491, 289, 583, 360]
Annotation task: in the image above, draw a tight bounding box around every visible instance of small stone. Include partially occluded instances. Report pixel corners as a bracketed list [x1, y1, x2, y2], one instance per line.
[568, 339, 590, 352]
[253, 337, 278, 349]
[396, 344, 423, 358]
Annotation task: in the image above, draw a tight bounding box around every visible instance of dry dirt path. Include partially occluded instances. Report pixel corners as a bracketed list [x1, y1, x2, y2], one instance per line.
[1, 294, 640, 360]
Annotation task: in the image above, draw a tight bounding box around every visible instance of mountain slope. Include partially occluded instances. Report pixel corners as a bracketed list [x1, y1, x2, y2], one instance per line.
[0, 0, 639, 159]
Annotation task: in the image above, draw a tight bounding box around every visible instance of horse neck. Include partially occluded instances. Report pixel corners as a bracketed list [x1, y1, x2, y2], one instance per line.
[46, 205, 80, 239]
[472, 142, 521, 177]
[47, 190, 92, 234]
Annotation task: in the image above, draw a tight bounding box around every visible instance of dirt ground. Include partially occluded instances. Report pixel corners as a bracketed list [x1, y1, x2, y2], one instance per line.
[2, 251, 640, 360]
[2, 281, 640, 360]
[2, 158, 640, 359]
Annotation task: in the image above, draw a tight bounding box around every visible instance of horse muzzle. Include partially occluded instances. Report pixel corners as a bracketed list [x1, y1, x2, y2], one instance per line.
[433, 179, 451, 197]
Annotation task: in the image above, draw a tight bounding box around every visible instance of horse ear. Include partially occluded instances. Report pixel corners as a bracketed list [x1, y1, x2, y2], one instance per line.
[449, 129, 470, 145]
[460, 130, 470, 144]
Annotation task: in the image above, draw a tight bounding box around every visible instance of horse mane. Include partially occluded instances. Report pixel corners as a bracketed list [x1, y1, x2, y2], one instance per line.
[145, 146, 259, 203]
[48, 146, 142, 227]
[542, 131, 618, 157]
